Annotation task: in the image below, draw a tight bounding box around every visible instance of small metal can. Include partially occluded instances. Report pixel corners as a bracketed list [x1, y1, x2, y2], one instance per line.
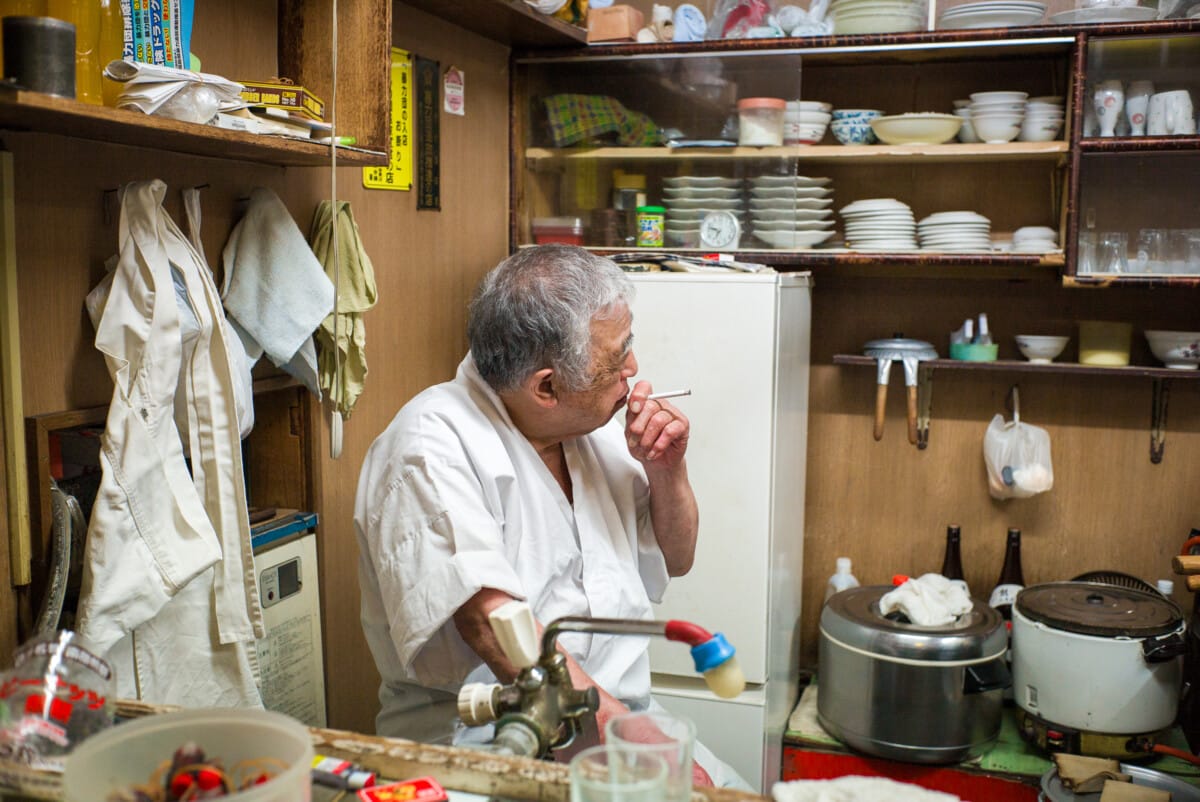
[636, 205, 665, 247]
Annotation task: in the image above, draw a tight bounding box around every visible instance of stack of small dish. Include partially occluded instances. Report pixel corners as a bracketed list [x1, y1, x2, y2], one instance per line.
[968, 91, 1027, 143]
[839, 198, 918, 251]
[937, 0, 1045, 28]
[785, 101, 833, 145]
[917, 211, 992, 252]
[830, 109, 884, 145]
[830, 0, 925, 34]
[1011, 225, 1060, 253]
[663, 176, 745, 248]
[748, 175, 837, 249]
[1018, 96, 1064, 141]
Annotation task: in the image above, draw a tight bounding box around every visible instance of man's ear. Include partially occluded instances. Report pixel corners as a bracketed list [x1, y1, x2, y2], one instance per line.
[526, 367, 558, 408]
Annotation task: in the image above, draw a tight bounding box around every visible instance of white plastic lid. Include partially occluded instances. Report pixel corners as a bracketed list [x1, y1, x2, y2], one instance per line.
[836, 557, 852, 574]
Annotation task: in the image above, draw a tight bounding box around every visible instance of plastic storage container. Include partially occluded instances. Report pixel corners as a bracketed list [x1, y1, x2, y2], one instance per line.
[636, 205, 665, 247]
[533, 216, 586, 246]
[62, 708, 315, 802]
[1078, 320, 1132, 366]
[737, 97, 786, 147]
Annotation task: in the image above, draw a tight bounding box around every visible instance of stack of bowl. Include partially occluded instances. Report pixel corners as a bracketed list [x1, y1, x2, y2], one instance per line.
[662, 176, 745, 248]
[830, 109, 884, 145]
[1018, 96, 1064, 141]
[748, 174, 837, 249]
[1011, 225, 1059, 253]
[785, 101, 832, 145]
[951, 99, 978, 142]
[830, 0, 925, 33]
[968, 90, 1028, 143]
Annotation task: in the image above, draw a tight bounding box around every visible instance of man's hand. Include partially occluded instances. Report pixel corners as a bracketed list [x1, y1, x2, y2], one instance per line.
[625, 380, 690, 469]
[693, 760, 714, 788]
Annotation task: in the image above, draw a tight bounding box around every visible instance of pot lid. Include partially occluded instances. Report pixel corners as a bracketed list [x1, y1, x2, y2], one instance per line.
[863, 336, 938, 358]
[1015, 582, 1183, 638]
[820, 585, 1006, 662]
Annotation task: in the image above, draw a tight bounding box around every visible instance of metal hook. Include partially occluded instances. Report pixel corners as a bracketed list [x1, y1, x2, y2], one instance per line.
[102, 187, 120, 226]
[1151, 377, 1169, 465]
[1005, 384, 1021, 424]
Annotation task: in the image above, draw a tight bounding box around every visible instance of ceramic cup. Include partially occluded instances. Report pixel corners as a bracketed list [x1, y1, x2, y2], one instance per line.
[1148, 90, 1195, 136]
[1093, 79, 1124, 137]
[1124, 80, 1155, 136]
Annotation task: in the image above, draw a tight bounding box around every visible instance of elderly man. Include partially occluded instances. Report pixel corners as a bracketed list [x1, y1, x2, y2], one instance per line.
[355, 245, 742, 786]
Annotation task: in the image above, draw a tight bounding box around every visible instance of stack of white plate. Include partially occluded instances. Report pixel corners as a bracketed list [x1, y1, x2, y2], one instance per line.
[748, 175, 837, 249]
[1011, 225, 1059, 253]
[917, 211, 993, 252]
[830, 0, 925, 34]
[840, 199, 919, 251]
[662, 176, 745, 248]
[937, 0, 1045, 28]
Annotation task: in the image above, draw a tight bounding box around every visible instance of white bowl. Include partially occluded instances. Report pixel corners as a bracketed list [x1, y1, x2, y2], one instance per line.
[970, 90, 1029, 104]
[1145, 330, 1200, 370]
[1015, 335, 1069, 364]
[972, 116, 1022, 143]
[787, 100, 833, 112]
[870, 113, 962, 145]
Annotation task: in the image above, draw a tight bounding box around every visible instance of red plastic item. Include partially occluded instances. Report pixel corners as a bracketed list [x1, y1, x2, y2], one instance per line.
[532, 217, 585, 246]
[358, 776, 448, 802]
[892, 574, 911, 586]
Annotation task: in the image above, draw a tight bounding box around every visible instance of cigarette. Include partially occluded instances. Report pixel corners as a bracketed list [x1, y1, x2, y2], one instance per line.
[647, 389, 691, 401]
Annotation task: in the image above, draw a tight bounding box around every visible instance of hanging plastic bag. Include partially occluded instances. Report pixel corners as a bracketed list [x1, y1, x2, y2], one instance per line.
[983, 389, 1053, 500]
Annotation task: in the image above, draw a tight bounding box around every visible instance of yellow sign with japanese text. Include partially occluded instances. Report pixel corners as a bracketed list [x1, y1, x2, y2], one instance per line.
[363, 48, 412, 191]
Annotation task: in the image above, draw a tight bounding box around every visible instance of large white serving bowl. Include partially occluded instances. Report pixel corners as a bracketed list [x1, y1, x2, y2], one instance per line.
[870, 113, 962, 145]
[1145, 330, 1200, 370]
[1015, 335, 1069, 364]
[972, 115, 1022, 143]
[755, 229, 837, 248]
[832, 11, 924, 33]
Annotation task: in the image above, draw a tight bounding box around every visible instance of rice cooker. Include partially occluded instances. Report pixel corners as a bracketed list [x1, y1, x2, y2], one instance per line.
[817, 585, 1010, 764]
[1012, 582, 1186, 759]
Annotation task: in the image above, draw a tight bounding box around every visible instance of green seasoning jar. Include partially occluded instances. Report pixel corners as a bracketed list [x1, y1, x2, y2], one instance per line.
[636, 205, 665, 247]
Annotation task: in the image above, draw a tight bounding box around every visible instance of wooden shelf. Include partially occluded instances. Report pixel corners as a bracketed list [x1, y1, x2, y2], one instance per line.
[400, 0, 587, 47]
[833, 353, 1200, 379]
[0, 87, 387, 167]
[1079, 135, 1200, 154]
[1063, 274, 1200, 289]
[526, 141, 1069, 165]
[590, 248, 1065, 273]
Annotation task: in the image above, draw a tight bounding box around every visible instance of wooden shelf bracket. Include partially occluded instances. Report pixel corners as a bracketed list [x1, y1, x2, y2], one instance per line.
[1151, 377, 1169, 465]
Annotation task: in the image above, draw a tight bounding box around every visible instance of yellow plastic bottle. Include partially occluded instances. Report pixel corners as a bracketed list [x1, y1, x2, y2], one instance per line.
[46, 0, 102, 103]
[97, 0, 123, 105]
[0, 0, 48, 72]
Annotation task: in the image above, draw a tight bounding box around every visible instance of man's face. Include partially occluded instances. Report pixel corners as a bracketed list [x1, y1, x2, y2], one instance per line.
[554, 305, 637, 437]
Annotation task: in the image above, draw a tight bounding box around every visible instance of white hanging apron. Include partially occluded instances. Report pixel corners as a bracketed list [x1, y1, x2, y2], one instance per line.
[79, 180, 263, 707]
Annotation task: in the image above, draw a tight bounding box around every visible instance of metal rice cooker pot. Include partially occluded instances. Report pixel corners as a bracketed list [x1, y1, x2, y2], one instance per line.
[1012, 582, 1185, 743]
[818, 585, 1010, 764]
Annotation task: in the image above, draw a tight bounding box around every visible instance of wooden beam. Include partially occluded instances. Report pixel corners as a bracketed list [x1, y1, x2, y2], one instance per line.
[0, 149, 30, 586]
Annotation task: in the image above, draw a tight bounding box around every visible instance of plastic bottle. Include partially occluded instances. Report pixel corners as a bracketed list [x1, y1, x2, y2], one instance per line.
[97, 0, 124, 106]
[988, 528, 1025, 620]
[46, 0, 102, 103]
[825, 557, 860, 601]
[975, 313, 993, 345]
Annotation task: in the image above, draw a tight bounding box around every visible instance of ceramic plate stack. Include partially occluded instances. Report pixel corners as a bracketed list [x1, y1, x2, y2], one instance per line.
[917, 211, 993, 252]
[662, 176, 745, 248]
[1011, 225, 1060, 253]
[840, 199, 918, 250]
[748, 175, 837, 249]
[937, 0, 1045, 28]
[830, 0, 925, 34]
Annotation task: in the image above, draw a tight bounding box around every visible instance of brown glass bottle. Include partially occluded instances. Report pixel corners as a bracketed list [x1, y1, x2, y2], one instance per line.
[941, 525, 964, 582]
[988, 528, 1025, 619]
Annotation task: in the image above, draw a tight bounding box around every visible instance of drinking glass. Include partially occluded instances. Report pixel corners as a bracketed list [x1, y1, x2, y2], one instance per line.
[1134, 228, 1169, 273]
[1076, 230, 1099, 274]
[605, 712, 696, 802]
[1096, 231, 1129, 274]
[570, 744, 667, 802]
[1186, 232, 1200, 276]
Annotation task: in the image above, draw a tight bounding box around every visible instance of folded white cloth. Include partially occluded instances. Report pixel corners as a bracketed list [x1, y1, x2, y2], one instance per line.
[878, 573, 973, 627]
[773, 776, 962, 802]
[221, 187, 334, 397]
[673, 4, 707, 41]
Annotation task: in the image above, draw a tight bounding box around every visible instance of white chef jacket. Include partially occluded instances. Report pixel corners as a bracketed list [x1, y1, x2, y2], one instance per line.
[78, 180, 263, 707]
[355, 355, 670, 744]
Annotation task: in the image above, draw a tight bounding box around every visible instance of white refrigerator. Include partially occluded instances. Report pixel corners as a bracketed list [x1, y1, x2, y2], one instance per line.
[625, 270, 812, 793]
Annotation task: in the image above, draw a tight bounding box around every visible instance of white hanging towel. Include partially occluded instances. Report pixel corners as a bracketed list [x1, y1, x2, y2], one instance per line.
[221, 186, 334, 397]
[79, 179, 263, 707]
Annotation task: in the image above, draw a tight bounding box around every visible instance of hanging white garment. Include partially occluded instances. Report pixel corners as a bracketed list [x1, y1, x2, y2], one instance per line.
[79, 180, 263, 707]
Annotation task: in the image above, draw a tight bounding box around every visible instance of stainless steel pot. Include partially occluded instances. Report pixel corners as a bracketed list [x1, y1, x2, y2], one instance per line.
[1012, 582, 1185, 737]
[817, 585, 1010, 764]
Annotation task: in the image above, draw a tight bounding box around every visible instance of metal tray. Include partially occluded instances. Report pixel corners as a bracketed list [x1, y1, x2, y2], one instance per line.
[1041, 763, 1200, 801]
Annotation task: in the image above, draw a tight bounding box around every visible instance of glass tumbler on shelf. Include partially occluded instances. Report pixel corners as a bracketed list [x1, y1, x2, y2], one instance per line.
[1076, 230, 1099, 274]
[1135, 228, 1169, 273]
[605, 711, 696, 802]
[570, 744, 667, 802]
[1096, 231, 1129, 274]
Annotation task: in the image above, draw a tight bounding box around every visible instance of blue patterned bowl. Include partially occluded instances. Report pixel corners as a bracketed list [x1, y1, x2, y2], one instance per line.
[831, 118, 879, 145]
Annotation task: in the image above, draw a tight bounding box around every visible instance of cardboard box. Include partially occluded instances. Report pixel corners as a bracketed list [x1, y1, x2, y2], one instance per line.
[239, 80, 326, 120]
[587, 5, 644, 43]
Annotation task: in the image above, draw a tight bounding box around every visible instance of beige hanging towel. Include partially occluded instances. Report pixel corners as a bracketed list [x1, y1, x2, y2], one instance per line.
[309, 200, 378, 418]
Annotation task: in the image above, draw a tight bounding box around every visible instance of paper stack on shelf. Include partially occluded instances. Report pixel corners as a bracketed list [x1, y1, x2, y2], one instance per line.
[105, 60, 244, 124]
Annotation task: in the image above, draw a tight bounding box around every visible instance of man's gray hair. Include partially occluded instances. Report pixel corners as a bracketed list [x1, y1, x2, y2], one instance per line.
[469, 245, 634, 393]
